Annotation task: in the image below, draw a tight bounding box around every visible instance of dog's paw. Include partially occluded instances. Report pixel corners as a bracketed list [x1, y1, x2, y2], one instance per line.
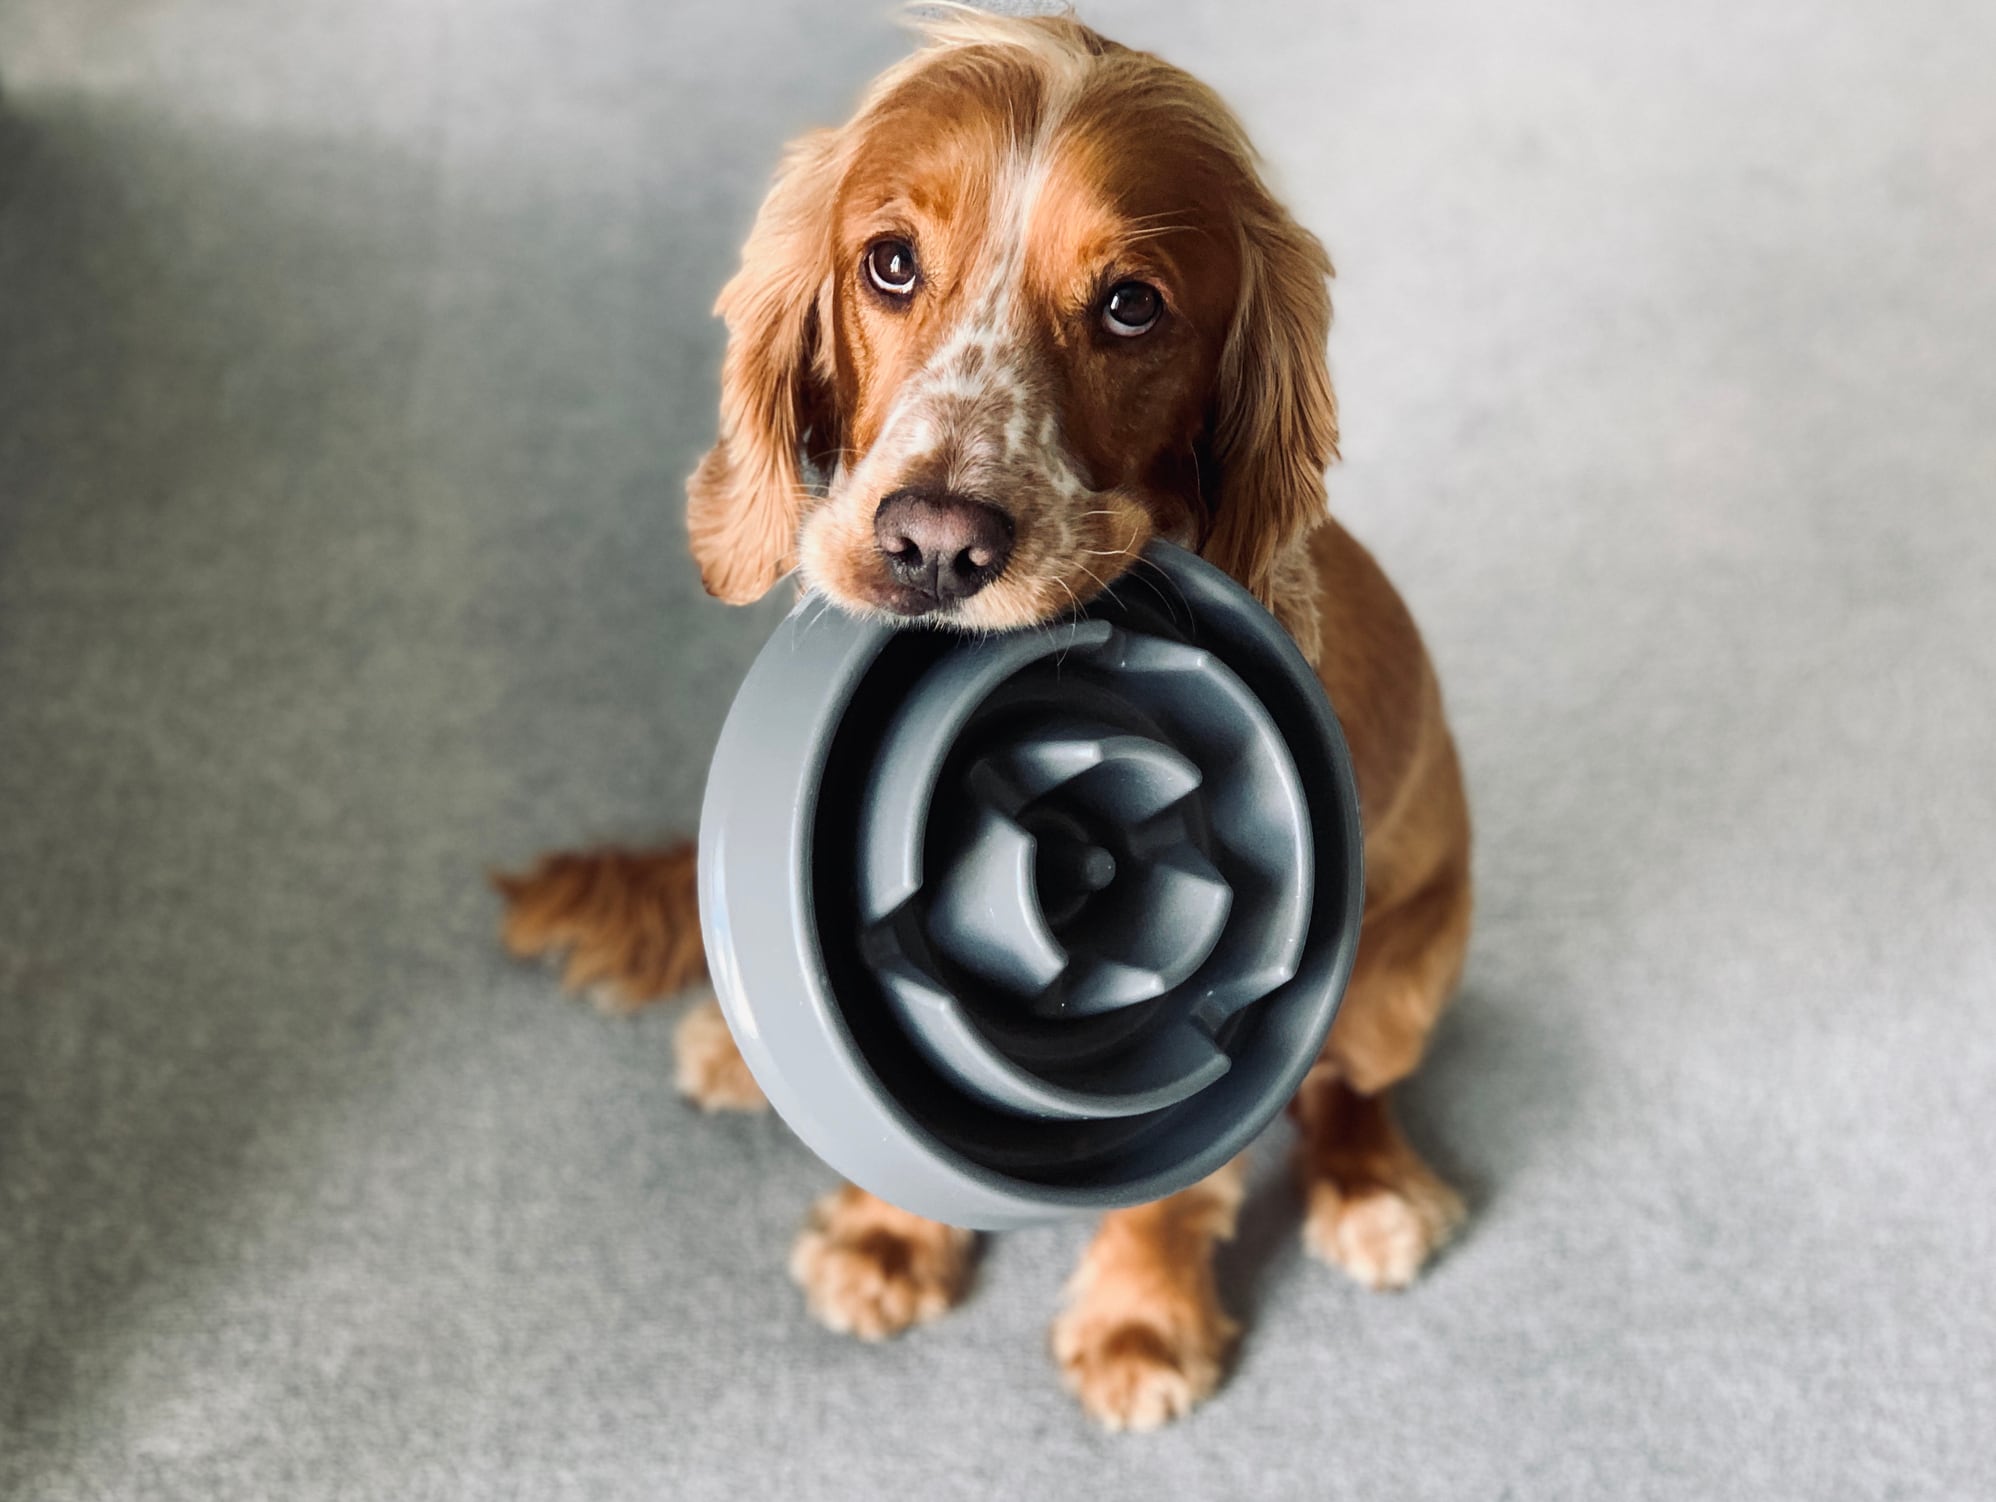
[789, 1188, 973, 1340]
[1052, 1304, 1234, 1433]
[672, 997, 766, 1112]
[1303, 1169, 1464, 1291]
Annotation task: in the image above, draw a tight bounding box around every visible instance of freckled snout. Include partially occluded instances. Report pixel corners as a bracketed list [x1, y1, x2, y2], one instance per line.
[873, 489, 1016, 615]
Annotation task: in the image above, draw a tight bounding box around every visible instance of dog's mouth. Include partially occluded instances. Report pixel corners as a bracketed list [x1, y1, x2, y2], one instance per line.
[846, 552, 1134, 634]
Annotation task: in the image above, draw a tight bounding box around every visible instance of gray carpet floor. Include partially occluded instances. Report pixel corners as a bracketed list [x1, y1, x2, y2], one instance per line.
[3, 2, 1992, 1497]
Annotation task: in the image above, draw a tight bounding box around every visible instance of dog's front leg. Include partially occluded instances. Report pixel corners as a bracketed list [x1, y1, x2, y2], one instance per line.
[1051, 1159, 1245, 1431]
[1293, 862, 1472, 1290]
[790, 1185, 976, 1340]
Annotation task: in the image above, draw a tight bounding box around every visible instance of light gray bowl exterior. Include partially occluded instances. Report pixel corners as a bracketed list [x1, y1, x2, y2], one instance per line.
[697, 542, 1365, 1230]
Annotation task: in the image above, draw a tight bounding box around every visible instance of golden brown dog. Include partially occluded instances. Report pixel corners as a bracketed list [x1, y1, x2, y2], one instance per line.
[497, 9, 1471, 1432]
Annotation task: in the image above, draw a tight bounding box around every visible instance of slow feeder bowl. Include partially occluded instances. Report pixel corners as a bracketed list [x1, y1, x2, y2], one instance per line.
[697, 541, 1364, 1229]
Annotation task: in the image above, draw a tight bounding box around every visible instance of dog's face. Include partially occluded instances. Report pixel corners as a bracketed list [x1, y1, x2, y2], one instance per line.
[795, 62, 1248, 629]
[688, 14, 1338, 630]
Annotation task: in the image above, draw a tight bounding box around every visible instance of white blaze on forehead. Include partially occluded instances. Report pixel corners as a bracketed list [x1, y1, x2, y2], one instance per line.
[818, 60, 1103, 580]
[865, 81, 1087, 483]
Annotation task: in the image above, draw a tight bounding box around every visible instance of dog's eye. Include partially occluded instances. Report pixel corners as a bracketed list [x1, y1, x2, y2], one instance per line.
[865, 239, 920, 299]
[1101, 281, 1163, 337]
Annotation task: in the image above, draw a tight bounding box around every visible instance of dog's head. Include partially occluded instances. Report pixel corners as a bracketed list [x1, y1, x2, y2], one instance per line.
[687, 10, 1337, 629]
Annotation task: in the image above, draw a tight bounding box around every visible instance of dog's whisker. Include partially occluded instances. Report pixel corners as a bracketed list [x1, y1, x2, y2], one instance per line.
[1072, 558, 1112, 599]
[1123, 553, 1193, 626]
[1047, 575, 1083, 667]
[1119, 223, 1194, 244]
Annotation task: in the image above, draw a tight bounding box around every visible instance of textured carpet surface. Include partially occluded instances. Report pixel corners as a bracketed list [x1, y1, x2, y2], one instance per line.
[3, 2, 1992, 1498]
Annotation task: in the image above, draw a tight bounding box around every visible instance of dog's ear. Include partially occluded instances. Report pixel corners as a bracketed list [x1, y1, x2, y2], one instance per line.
[1200, 202, 1339, 611]
[687, 128, 843, 604]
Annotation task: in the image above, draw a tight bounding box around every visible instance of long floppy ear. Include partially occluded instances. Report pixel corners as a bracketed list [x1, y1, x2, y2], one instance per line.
[687, 128, 843, 604]
[1201, 201, 1339, 611]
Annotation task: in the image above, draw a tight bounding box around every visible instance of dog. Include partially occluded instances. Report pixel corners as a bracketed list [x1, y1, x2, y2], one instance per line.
[496, 8, 1471, 1432]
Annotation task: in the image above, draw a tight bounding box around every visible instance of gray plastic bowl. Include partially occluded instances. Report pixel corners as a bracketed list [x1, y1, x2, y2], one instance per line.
[697, 541, 1364, 1229]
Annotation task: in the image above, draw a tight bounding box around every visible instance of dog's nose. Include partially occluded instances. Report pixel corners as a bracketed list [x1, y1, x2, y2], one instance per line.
[873, 489, 1015, 611]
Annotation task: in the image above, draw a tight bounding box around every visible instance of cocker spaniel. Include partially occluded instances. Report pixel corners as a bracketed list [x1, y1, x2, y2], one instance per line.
[497, 8, 1471, 1432]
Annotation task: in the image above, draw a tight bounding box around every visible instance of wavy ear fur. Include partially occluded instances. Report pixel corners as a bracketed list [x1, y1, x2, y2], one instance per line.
[687, 128, 843, 604]
[1201, 200, 1339, 615]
